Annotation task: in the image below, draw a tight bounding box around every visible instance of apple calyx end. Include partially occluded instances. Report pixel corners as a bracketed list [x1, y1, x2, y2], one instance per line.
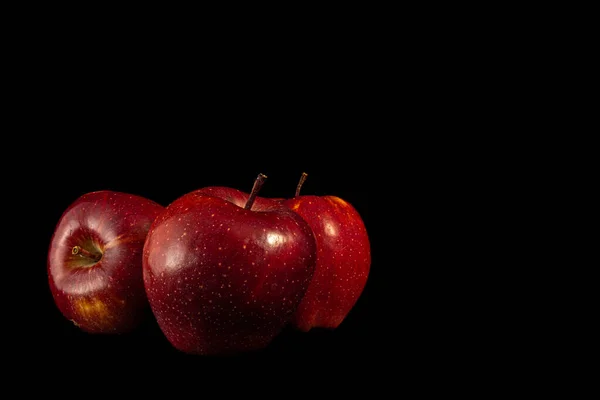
[72, 245, 102, 262]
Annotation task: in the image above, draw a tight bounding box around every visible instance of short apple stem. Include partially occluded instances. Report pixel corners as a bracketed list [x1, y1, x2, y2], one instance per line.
[72, 246, 101, 262]
[295, 172, 308, 197]
[245, 173, 268, 210]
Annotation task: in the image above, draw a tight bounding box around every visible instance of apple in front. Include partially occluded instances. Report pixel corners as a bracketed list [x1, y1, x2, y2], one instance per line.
[283, 173, 371, 331]
[48, 191, 164, 333]
[143, 175, 317, 355]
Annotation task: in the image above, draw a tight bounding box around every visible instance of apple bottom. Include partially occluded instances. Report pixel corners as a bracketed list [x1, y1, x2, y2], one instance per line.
[143, 249, 313, 355]
[55, 291, 147, 334]
[152, 310, 287, 355]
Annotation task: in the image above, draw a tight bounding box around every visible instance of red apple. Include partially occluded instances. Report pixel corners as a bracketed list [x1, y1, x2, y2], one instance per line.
[143, 174, 317, 355]
[48, 191, 164, 333]
[283, 173, 371, 331]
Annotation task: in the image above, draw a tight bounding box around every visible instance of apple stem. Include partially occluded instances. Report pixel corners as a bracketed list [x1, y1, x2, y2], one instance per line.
[72, 246, 101, 262]
[295, 172, 308, 197]
[245, 173, 268, 210]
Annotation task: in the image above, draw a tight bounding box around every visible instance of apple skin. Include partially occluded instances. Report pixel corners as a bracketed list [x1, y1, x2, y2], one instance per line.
[143, 186, 317, 355]
[48, 191, 164, 333]
[283, 195, 370, 331]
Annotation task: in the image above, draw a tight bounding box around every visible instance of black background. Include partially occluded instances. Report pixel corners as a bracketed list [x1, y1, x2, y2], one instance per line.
[3, 14, 539, 390]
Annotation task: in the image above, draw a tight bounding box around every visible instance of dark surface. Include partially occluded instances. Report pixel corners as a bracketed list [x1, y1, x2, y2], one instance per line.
[24, 142, 391, 374]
